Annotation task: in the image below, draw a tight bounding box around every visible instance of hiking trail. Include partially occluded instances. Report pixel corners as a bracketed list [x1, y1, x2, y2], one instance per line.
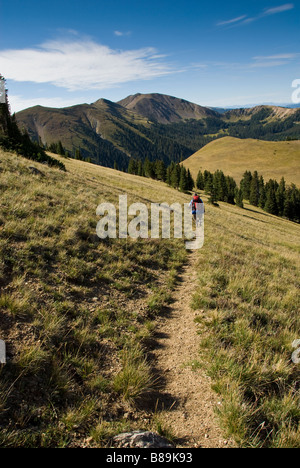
[150, 254, 233, 448]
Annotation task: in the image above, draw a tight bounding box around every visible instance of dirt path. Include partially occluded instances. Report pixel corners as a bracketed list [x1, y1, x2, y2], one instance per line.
[150, 255, 233, 448]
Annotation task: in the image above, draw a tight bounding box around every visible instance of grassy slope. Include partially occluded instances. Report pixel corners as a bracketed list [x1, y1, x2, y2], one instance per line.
[0, 149, 299, 448]
[0, 150, 188, 447]
[193, 200, 300, 447]
[183, 136, 300, 186]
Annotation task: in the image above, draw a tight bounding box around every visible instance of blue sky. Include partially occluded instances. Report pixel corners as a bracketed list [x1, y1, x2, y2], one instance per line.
[0, 0, 299, 112]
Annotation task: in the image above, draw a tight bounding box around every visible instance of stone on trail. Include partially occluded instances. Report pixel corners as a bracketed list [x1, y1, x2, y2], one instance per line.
[113, 431, 174, 448]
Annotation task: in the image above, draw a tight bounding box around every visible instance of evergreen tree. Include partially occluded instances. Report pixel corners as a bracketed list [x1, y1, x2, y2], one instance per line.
[213, 170, 227, 201]
[276, 177, 286, 217]
[204, 171, 214, 195]
[235, 188, 244, 208]
[137, 159, 144, 177]
[226, 176, 237, 204]
[57, 140, 65, 156]
[179, 166, 188, 192]
[128, 158, 138, 174]
[240, 171, 252, 200]
[203, 170, 212, 188]
[264, 180, 278, 215]
[166, 164, 172, 185]
[143, 158, 155, 178]
[258, 176, 266, 208]
[249, 171, 260, 206]
[196, 170, 204, 190]
[155, 160, 166, 181]
[186, 169, 195, 191]
[170, 163, 180, 189]
[283, 184, 300, 222]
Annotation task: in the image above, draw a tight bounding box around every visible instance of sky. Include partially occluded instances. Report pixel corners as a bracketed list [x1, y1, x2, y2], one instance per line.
[0, 0, 299, 113]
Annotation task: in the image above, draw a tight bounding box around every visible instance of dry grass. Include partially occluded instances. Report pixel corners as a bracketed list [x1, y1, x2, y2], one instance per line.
[183, 136, 300, 186]
[0, 149, 299, 448]
[0, 149, 188, 447]
[192, 199, 300, 447]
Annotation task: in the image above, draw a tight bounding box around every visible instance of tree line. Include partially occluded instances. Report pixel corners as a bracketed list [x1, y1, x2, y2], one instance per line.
[127, 158, 195, 192]
[195, 168, 300, 223]
[0, 77, 65, 171]
[125, 155, 300, 223]
[239, 170, 300, 223]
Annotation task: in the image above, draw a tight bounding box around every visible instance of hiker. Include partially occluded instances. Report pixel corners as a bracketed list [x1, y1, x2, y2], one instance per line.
[189, 193, 204, 225]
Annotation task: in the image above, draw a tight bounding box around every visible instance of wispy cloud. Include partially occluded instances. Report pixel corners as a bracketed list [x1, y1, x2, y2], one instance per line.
[114, 30, 131, 37]
[217, 3, 295, 27]
[251, 52, 298, 68]
[263, 3, 294, 16]
[0, 38, 174, 92]
[253, 53, 299, 60]
[217, 15, 247, 26]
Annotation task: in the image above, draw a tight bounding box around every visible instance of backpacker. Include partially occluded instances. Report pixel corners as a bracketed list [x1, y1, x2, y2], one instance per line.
[192, 195, 202, 211]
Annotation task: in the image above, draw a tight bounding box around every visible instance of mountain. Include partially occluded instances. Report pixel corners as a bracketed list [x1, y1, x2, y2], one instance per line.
[223, 105, 297, 121]
[16, 97, 194, 168]
[16, 93, 300, 168]
[182, 136, 300, 186]
[117, 93, 219, 124]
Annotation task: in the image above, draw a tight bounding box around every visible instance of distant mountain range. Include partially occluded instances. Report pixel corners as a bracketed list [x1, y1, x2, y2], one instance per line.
[16, 93, 300, 169]
[210, 103, 300, 113]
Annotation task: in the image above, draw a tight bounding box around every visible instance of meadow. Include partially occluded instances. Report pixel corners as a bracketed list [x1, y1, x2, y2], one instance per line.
[183, 136, 300, 186]
[0, 150, 188, 447]
[192, 199, 300, 447]
[0, 149, 299, 447]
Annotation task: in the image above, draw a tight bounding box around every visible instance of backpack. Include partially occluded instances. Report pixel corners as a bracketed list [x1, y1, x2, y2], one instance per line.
[192, 195, 202, 211]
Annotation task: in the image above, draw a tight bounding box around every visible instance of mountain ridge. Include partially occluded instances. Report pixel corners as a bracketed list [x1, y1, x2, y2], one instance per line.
[16, 92, 300, 168]
[117, 93, 219, 124]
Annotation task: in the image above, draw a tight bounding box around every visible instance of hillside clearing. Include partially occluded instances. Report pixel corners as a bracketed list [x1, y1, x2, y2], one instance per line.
[183, 136, 300, 186]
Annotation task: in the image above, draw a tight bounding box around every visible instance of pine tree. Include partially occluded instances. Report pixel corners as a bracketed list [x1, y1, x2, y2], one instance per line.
[186, 169, 195, 191]
[264, 181, 278, 215]
[258, 176, 266, 208]
[170, 164, 180, 189]
[128, 158, 138, 174]
[155, 160, 166, 181]
[166, 165, 172, 185]
[240, 171, 252, 200]
[143, 158, 155, 178]
[196, 170, 204, 190]
[57, 140, 65, 156]
[179, 166, 188, 192]
[276, 177, 286, 216]
[235, 188, 244, 208]
[137, 160, 144, 177]
[249, 171, 260, 206]
[204, 171, 213, 195]
[226, 176, 237, 204]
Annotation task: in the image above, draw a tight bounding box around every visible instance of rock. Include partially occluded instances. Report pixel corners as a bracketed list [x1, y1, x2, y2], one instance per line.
[113, 431, 174, 449]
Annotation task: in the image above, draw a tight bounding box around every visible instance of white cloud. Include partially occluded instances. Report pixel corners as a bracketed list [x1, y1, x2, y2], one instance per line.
[253, 53, 298, 60]
[263, 3, 294, 16]
[250, 52, 298, 68]
[217, 3, 294, 27]
[217, 15, 247, 26]
[114, 30, 131, 37]
[0, 39, 173, 92]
